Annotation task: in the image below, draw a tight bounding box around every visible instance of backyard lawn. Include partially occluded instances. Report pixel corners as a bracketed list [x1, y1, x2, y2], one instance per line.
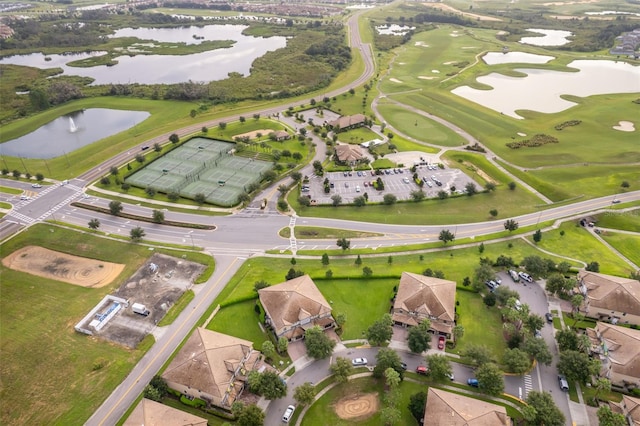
[600, 232, 640, 268]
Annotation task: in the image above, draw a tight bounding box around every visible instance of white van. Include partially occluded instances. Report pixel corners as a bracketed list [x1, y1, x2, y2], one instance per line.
[509, 270, 520, 282]
[283, 405, 296, 423]
[356, 185, 361, 192]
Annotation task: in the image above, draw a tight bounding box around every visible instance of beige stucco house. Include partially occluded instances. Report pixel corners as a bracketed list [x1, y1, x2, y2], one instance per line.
[392, 272, 456, 339]
[577, 271, 640, 326]
[334, 144, 365, 165]
[328, 113, 366, 131]
[423, 388, 510, 425]
[124, 398, 207, 426]
[259, 274, 335, 341]
[609, 395, 640, 426]
[162, 328, 267, 409]
[587, 322, 640, 391]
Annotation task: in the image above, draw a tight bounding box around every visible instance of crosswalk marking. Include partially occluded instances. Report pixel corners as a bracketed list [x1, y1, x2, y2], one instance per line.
[523, 375, 533, 398]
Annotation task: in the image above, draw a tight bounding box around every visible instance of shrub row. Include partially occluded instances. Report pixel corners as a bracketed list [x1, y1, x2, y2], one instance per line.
[506, 134, 559, 149]
[554, 120, 582, 130]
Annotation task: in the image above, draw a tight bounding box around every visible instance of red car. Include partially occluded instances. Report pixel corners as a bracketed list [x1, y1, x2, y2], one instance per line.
[438, 336, 446, 350]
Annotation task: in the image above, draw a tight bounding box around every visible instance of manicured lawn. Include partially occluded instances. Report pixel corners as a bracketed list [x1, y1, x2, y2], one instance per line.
[0, 184, 22, 194]
[207, 300, 269, 346]
[600, 232, 640, 267]
[280, 226, 384, 239]
[593, 208, 640, 233]
[453, 290, 506, 361]
[529, 222, 634, 276]
[336, 127, 381, 144]
[317, 278, 396, 340]
[0, 224, 211, 425]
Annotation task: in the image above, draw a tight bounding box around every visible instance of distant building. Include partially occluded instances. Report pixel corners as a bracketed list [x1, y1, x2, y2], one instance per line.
[259, 274, 335, 341]
[577, 271, 640, 326]
[0, 23, 14, 39]
[610, 28, 640, 57]
[423, 388, 510, 425]
[124, 398, 207, 426]
[587, 322, 640, 391]
[334, 143, 365, 166]
[328, 113, 366, 131]
[272, 130, 290, 141]
[609, 395, 640, 426]
[392, 272, 456, 339]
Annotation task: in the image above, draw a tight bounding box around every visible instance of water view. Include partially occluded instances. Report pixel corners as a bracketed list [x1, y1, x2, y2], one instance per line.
[376, 24, 415, 35]
[0, 25, 287, 85]
[451, 60, 640, 119]
[519, 29, 573, 46]
[483, 52, 555, 65]
[0, 109, 150, 159]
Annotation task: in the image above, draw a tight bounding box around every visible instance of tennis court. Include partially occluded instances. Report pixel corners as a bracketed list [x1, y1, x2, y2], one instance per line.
[125, 137, 272, 206]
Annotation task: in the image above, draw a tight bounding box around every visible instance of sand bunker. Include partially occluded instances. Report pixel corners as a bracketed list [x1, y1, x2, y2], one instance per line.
[517, 132, 527, 137]
[419, 76, 436, 80]
[414, 41, 429, 47]
[443, 61, 456, 65]
[2, 246, 124, 288]
[390, 78, 403, 83]
[613, 121, 635, 132]
[233, 129, 275, 140]
[432, 70, 440, 73]
[334, 393, 379, 420]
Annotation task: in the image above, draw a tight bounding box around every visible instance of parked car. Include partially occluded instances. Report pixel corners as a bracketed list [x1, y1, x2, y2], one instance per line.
[356, 185, 361, 192]
[402, 177, 410, 184]
[518, 272, 533, 283]
[416, 366, 429, 375]
[357, 171, 362, 177]
[509, 270, 520, 282]
[446, 372, 455, 381]
[352, 358, 368, 366]
[534, 329, 542, 338]
[545, 312, 553, 323]
[31, 183, 42, 188]
[558, 375, 569, 392]
[282, 405, 296, 423]
[438, 335, 446, 350]
[467, 378, 479, 387]
[400, 362, 407, 370]
[426, 181, 433, 188]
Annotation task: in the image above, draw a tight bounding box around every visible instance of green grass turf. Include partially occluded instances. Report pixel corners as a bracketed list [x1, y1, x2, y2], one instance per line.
[528, 222, 634, 276]
[592, 208, 640, 232]
[0, 184, 22, 194]
[453, 290, 506, 361]
[336, 127, 381, 144]
[376, 100, 468, 147]
[599, 232, 640, 268]
[207, 300, 268, 345]
[0, 224, 212, 425]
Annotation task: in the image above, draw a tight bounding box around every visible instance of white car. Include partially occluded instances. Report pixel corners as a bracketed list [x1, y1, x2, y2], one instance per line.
[31, 183, 42, 188]
[282, 405, 296, 423]
[352, 357, 368, 366]
[518, 272, 533, 283]
[426, 181, 433, 187]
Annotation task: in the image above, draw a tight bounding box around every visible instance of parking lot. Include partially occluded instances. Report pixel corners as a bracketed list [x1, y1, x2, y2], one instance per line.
[302, 165, 479, 205]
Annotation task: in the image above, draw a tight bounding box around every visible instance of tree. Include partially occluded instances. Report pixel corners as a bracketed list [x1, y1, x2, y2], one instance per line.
[374, 348, 404, 380]
[36, 173, 44, 181]
[621, 181, 630, 189]
[502, 348, 531, 374]
[278, 184, 288, 196]
[424, 354, 452, 381]
[571, 294, 584, 314]
[525, 314, 545, 335]
[254, 280, 269, 293]
[465, 182, 478, 196]
[298, 196, 311, 207]
[586, 261, 600, 272]
[593, 377, 611, 401]
[169, 133, 179, 144]
[321, 253, 330, 266]
[437, 190, 449, 200]
[410, 190, 425, 202]
[463, 344, 493, 367]
[597, 405, 627, 426]
[558, 350, 600, 383]
[525, 391, 565, 426]
[408, 391, 427, 422]
[366, 314, 393, 346]
[407, 320, 431, 353]
[380, 406, 401, 426]
[504, 219, 519, 232]
[130, 226, 145, 242]
[335, 313, 346, 328]
[385, 367, 401, 389]
[478, 242, 485, 254]
[473, 263, 495, 291]
[304, 325, 335, 359]
[523, 336, 552, 366]
[152, 209, 165, 224]
[476, 362, 504, 396]
[546, 274, 572, 297]
[438, 229, 455, 245]
[330, 357, 353, 384]
[521, 255, 548, 278]
[261, 341, 275, 360]
[256, 371, 287, 399]
[12, 169, 21, 179]
[331, 194, 342, 206]
[485, 182, 496, 192]
[452, 325, 464, 346]
[294, 382, 316, 406]
[484, 292, 496, 307]
[336, 237, 350, 251]
[489, 209, 498, 218]
[88, 218, 100, 230]
[533, 229, 542, 243]
[194, 193, 206, 205]
[277, 336, 288, 354]
[508, 181, 516, 190]
[556, 329, 580, 352]
[285, 268, 304, 280]
[108, 200, 123, 216]
[363, 266, 373, 277]
[110, 166, 119, 176]
[355, 254, 362, 265]
[233, 403, 264, 426]
[383, 194, 397, 205]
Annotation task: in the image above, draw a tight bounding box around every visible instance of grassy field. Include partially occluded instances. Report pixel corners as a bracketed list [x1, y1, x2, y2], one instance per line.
[593, 209, 640, 232]
[0, 224, 213, 425]
[336, 127, 381, 144]
[528, 222, 634, 276]
[280, 226, 384, 239]
[453, 290, 506, 360]
[599, 232, 640, 268]
[0, 184, 22, 194]
[207, 300, 268, 345]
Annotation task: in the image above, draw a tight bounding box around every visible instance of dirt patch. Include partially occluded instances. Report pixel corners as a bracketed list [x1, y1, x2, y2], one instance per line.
[233, 129, 274, 140]
[2, 246, 124, 288]
[461, 161, 498, 185]
[334, 393, 379, 420]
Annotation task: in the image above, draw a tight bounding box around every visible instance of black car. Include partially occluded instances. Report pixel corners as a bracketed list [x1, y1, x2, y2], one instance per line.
[400, 362, 407, 370]
[545, 312, 553, 323]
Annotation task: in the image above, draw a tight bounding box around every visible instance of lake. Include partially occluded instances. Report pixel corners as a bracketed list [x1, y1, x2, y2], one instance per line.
[451, 60, 640, 119]
[0, 25, 287, 85]
[0, 109, 150, 159]
[519, 29, 573, 46]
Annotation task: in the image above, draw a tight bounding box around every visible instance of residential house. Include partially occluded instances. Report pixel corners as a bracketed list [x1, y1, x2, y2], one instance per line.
[162, 328, 267, 409]
[577, 271, 640, 326]
[124, 398, 207, 426]
[423, 388, 510, 426]
[392, 272, 456, 339]
[328, 113, 366, 131]
[609, 395, 640, 426]
[334, 144, 365, 166]
[259, 274, 335, 341]
[587, 322, 640, 391]
[272, 130, 290, 141]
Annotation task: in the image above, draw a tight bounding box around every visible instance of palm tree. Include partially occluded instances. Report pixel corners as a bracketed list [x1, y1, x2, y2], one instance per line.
[88, 218, 100, 230]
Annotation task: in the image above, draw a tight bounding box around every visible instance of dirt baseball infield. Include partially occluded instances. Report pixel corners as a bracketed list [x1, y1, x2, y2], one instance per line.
[334, 393, 379, 420]
[2, 246, 125, 288]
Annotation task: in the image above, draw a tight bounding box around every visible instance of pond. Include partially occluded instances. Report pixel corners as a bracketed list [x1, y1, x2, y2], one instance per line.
[0, 25, 287, 85]
[376, 24, 415, 35]
[519, 29, 573, 46]
[0, 108, 150, 159]
[483, 51, 555, 65]
[451, 60, 640, 119]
